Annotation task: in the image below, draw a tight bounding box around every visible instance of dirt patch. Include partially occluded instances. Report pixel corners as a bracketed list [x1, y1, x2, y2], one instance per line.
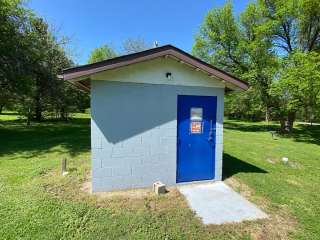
[41, 169, 189, 214]
[224, 178, 297, 240]
[288, 161, 302, 169]
[81, 180, 152, 199]
[285, 179, 301, 187]
[266, 158, 277, 164]
[79, 179, 188, 211]
[80, 180, 91, 193]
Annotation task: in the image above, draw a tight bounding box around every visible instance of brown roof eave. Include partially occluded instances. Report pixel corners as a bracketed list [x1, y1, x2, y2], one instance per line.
[62, 45, 249, 91]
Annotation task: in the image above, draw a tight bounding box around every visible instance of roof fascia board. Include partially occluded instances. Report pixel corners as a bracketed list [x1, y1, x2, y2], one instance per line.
[63, 45, 248, 90]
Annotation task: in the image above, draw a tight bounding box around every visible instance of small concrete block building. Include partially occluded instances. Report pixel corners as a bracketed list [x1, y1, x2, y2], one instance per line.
[62, 45, 248, 192]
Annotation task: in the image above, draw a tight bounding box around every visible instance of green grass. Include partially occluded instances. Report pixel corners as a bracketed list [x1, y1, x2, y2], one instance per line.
[223, 120, 320, 239]
[0, 113, 319, 239]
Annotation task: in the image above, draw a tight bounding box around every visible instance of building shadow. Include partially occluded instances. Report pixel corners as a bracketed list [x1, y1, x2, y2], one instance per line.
[222, 153, 268, 180]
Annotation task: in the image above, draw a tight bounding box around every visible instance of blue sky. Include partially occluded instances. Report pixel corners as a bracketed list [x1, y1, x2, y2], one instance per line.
[27, 0, 250, 65]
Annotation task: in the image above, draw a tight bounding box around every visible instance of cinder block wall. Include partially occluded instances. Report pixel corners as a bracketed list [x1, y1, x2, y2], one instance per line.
[91, 81, 224, 192]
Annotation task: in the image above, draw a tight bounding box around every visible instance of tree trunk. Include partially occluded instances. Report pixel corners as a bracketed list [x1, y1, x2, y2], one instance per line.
[280, 118, 286, 133]
[265, 107, 270, 123]
[0, 104, 3, 114]
[26, 107, 31, 126]
[27, 116, 31, 126]
[60, 107, 66, 120]
[34, 77, 42, 121]
[287, 111, 296, 132]
[34, 96, 42, 121]
[279, 112, 296, 133]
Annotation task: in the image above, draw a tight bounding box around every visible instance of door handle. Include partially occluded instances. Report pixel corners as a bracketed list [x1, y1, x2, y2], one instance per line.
[208, 120, 214, 143]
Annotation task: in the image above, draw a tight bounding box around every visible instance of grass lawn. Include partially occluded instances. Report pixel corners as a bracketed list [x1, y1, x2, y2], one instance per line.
[0, 112, 319, 239]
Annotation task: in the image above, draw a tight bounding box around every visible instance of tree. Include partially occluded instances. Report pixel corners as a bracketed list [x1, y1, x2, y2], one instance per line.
[1, 0, 89, 123]
[259, 0, 320, 130]
[225, 89, 265, 121]
[18, 17, 74, 121]
[259, 0, 320, 54]
[88, 44, 117, 64]
[270, 51, 320, 131]
[0, 0, 33, 113]
[193, 2, 277, 121]
[123, 37, 151, 54]
[88, 38, 151, 63]
[193, 0, 320, 132]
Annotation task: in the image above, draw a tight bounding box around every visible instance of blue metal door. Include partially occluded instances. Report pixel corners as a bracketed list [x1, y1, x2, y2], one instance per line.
[177, 95, 217, 183]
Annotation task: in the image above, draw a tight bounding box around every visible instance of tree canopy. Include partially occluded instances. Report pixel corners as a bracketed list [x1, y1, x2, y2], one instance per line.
[122, 37, 151, 54]
[87, 38, 152, 64]
[0, 0, 89, 123]
[193, 0, 320, 131]
[88, 44, 117, 64]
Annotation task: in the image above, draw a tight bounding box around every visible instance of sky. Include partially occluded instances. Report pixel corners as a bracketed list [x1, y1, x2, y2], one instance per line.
[27, 0, 250, 65]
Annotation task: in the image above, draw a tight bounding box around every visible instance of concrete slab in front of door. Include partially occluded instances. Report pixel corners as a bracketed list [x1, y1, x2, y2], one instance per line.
[178, 181, 268, 225]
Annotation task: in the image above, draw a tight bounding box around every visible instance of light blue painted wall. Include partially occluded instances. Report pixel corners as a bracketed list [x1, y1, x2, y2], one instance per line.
[91, 81, 224, 192]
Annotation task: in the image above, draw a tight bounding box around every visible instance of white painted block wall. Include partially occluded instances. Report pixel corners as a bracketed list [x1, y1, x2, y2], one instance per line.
[90, 58, 225, 192]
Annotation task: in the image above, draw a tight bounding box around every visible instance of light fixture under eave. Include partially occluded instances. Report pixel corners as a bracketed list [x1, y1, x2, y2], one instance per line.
[166, 72, 172, 80]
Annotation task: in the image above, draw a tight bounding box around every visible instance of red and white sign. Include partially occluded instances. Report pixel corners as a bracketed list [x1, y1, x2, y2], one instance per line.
[190, 121, 202, 134]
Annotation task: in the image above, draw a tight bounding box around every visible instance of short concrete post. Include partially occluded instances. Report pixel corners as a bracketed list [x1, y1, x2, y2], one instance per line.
[153, 181, 166, 195]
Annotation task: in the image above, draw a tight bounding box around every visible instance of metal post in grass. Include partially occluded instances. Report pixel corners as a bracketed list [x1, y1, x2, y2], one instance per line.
[62, 158, 68, 176]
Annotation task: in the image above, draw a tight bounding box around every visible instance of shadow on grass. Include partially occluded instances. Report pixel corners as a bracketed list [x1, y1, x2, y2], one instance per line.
[289, 125, 320, 145]
[222, 153, 268, 180]
[224, 121, 320, 145]
[0, 118, 90, 157]
[0, 112, 18, 115]
[224, 121, 279, 132]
